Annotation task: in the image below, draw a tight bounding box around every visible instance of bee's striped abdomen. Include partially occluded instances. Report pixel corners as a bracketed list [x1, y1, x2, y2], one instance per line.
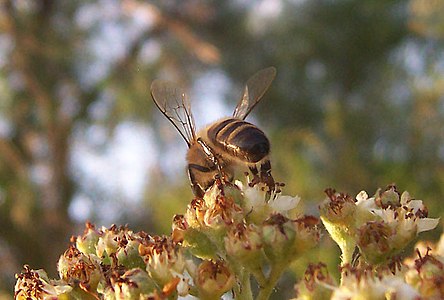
[207, 118, 270, 163]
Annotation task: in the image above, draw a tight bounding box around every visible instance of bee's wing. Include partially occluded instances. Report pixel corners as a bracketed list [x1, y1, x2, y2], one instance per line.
[233, 67, 276, 120]
[150, 80, 196, 147]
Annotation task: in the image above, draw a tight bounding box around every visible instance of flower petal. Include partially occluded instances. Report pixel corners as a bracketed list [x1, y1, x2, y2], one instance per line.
[417, 218, 440, 233]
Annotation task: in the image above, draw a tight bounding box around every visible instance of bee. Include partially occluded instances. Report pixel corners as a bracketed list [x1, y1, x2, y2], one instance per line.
[150, 67, 276, 198]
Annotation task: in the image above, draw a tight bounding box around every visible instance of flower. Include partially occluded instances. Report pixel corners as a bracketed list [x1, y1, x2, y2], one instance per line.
[293, 263, 335, 300]
[331, 265, 419, 300]
[139, 235, 187, 286]
[355, 187, 440, 264]
[321, 185, 440, 265]
[195, 260, 235, 300]
[96, 224, 120, 259]
[184, 184, 243, 230]
[224, 222, 265, 270]
[236, 180, 301, 223]
[320, 188, 357, 226]
[203, 185, 243, 229]
[57, 245, 102, 291]
[262, 213, 320, 264]
[106, 268, 157, 299]
[356, 221, 395, 264]
[319, 188, 357, 265]
[15, 265, 72, 300]
[356, 188, 440, 236]
[171, 214, 188, 243]
[75, 222, 100, 255]
[404, 248, 444, 299]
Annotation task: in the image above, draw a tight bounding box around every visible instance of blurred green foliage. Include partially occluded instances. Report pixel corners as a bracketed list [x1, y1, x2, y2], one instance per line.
[0, 0, 443, 298]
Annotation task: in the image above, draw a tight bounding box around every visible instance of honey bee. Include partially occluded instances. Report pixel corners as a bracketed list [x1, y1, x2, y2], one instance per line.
[150, 67, 276, 198]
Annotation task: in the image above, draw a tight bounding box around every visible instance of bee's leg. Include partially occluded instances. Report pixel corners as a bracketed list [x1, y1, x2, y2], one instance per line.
[214, 173, 226, 196]
[248, 165, 261, 187]
[259, 160, 275, 194]
[197, 138, 225, 182]
[187, 165, 206, 199]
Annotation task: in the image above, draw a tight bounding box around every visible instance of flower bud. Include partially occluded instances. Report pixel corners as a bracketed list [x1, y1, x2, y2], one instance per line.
[116, 238, 146, 270]
[76, 222, 100, 255]
[173, 213, 220, 259]
[96, 225, 120, 259]
[196, 260, 234, 300]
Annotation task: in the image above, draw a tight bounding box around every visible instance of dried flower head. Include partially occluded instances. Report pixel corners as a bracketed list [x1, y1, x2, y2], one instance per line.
[57, 245, 102, 292]
[106, 268, 158, 299]
[404, 248, 444, 299]
[293, 262, 335, 300]
[262, 213, 320, 263]
[224, 222, 265, 270]
[15, 265, 72, 300]
[184, 184, 243, 230]
[139, 235, 187, 287]
[196, 260, 235, 299]
[320, 188, 356, 225]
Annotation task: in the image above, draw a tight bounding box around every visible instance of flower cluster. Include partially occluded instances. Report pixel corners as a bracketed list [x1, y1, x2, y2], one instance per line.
[14, 182, 440, 299]
[15, 179, 320, 299]
[294, 233, 444, 300]
[172, 180, 320, 299]
[319, 185, 439, 266]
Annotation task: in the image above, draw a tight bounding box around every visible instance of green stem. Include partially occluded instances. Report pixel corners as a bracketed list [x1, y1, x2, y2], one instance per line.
[237, 268, 253, 300]
[251, 267, 267, 287]
[340, 238, 356, 266]
[256, 262, 286, 300]
[227, 257, 253, 300]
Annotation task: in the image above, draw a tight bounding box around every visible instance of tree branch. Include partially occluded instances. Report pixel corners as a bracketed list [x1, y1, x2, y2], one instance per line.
[0, 137, 27, 179]
[123, 0, 221, 64]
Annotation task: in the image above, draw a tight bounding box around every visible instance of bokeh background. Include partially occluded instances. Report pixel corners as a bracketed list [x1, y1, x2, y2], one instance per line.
[1, 0, 443, 298]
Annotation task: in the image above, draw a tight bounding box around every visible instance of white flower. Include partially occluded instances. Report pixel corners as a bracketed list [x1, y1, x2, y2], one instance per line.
[139, 236, 186, 285]
[383, 276, 420, 300]
[236, 180, 300, 220]
[355, 189, 439, 236]
[331, 271, 419, 300]
[355, 191, 378, 212]
[269, 194, 301, 213]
